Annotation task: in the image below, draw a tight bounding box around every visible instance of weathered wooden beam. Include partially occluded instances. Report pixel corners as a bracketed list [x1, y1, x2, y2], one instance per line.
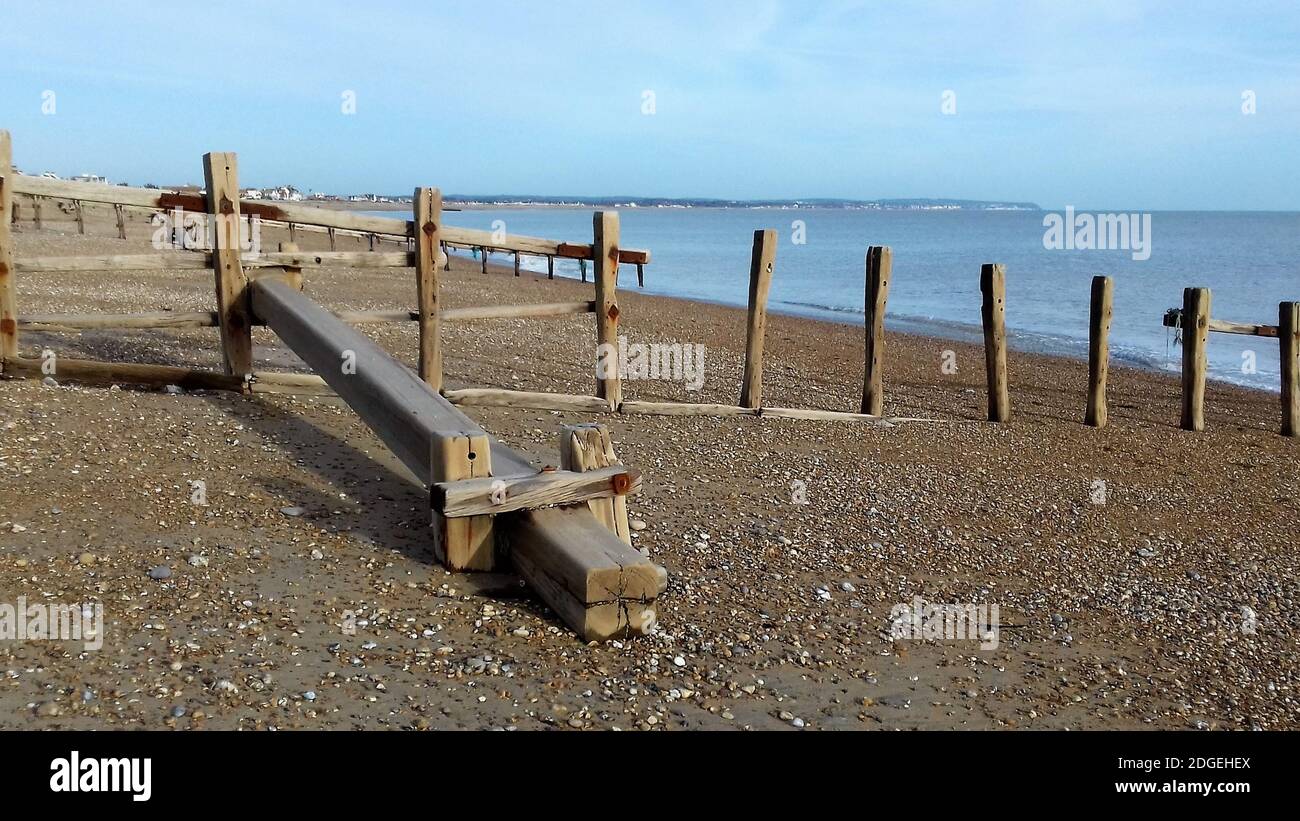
[19, 311, 218, 330]
[980, 263, 1010, 423]
[16, 251, 211, 273]
[248, 276, 663, 639]
[1162, 308, 1278, 338]
[203, 152, 253, 377]
[739, 229, 777, 409]
[114, 203, 127, 239]
[433, 465, 640, 518]
[861, 245, 892, 416]
[1180, 287, 1211, 432]
[503, 506, 663, 641]
[0, 131, 17, 364]
[442, 388, 612, 413]
[1086, 275, 1113, 428]
[1, 355, 244, 391]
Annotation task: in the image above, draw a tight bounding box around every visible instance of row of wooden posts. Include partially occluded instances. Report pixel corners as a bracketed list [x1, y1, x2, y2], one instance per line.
[733, 231, 1299, 437]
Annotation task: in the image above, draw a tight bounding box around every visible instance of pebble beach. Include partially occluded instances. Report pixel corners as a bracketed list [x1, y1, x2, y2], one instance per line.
[1, 204, 1297, 731]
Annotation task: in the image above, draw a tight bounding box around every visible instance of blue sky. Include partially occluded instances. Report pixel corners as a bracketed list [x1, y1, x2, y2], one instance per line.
[1, 0, 1297, 209]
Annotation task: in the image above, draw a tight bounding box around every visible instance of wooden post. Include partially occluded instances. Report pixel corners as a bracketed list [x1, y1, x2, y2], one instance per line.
[480, 248, 488, 274]
[1180, 287, 1211, 431]
[559, 423, 631, 544]
[514, 251, 521, 277]
[636, 262, 645, 287]
[327, 227, 337, 250]
[738, 229, 777, 409]
[278, 241, 303, 290]
[860, 245, 892, 415]
[73, 199, 85, 234]
[288, 221, 297, 243]
[414, 187, 443, 389]
[0, 131, 17, 364]
[431, 431, 496, 571]
[32, 196, 42, 230]
[1280, 301, 1299, 437]
[442, 242, 451, 271]
[980, 263, 1010, 422]
[580, 258, 587, 282]
[368, 232, 376, 251]
[114, 203, 126, 239]
[202, 152, 254, 378]
[547, 255, 555, 279]
[1085, 275, 1114, 428]
[593, 212, 621, 406]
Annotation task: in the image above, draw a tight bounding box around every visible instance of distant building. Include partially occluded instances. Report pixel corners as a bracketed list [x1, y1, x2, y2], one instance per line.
[242, 188, 264, 200]
[71, 173, 108, 184]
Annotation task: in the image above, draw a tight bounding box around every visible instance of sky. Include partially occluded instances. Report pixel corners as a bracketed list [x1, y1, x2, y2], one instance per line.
[1, 0, 1298, 210]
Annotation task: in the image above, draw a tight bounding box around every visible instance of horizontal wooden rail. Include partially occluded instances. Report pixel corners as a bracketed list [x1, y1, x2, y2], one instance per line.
[432, 465, 640, 518]
[1163, 308, 1279, 338]
[20, 311, 219, 330]
[2, 355, 244, 390]
[442, 388, 613, 413]
[17, 251, 211, 274]
[12, 175, 652, 264]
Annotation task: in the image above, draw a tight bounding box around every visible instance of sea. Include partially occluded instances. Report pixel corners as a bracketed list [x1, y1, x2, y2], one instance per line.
[375, 208, 1300, 392]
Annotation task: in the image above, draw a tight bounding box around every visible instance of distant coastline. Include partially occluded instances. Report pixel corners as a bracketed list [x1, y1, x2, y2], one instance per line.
[317, 196, 1041, 212]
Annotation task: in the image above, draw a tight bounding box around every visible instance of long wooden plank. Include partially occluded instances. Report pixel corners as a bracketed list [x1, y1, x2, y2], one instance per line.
[0, 132, 17, 363]
[19, 311, 218, 330]
[432, 465, 640, 518]
[2, 355, 244, 390]
[443, 388, 612, 413]
[16, 251, 212, 274]
[1162, 309, 1278, 338]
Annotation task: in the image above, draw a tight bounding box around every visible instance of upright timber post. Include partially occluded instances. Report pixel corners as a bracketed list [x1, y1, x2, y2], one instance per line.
[593, 211, 621, 407]
[559, 423, 632, 544]
[547, 255, 555, 279]
[480, 248, 488, 274]
[1180, 287, 1211, 431]
[861, 245, 892, 416]
[1280, 301, 1299, 437]
[0, 131, 17, 366]
[636, 263, 645, 287]
[514, 251, 521, 276]
[32, 195, 42, 230]
[327, 227, 337, 251]
[980, 263, 1010, 422]
[431, 430, 496, 571]
[278, 241, 303, 290]
[203, 152, 253, 379]
[1085, 275, 1114, 428]
[738, 229, 777, 409]
[114, 203, 127, 240]
[414, 187, 443, 389]
[73, 200, 85, 234]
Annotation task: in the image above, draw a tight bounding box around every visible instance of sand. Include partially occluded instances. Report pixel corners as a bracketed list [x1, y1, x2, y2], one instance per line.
[0, 202, 1296, 730]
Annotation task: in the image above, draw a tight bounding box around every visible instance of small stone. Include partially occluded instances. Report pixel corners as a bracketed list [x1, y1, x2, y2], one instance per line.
[629, 519, 647, 531]
[840, 581, 857, 593]
[41, 376, 58, 388]
[10, 524, 27, 533]
[792, 718, 805, 728]
[36, 702, 61, 718]
[77, 552, 97, 566]
[148, 565, 172, 580]
[673, 655, 686, 667]
[187, 555, 208, 567]
[280, 506, 305, 517]
[170, 706, 186, 718]
[303, 691, 317, 701]
[567, 717, 584, 729]
[778, 710, 795, 721]
[14, 558, 28, 568]
[310, 549, 324, 560]
[163, 384, 183, 395]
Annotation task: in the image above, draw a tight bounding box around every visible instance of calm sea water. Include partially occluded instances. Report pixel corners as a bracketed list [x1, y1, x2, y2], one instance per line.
[393, 208, 1300, 392]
